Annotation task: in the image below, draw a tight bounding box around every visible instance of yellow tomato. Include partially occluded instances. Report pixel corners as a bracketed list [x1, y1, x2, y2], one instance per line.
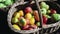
[14, 12, 20, 18]
[13, 24, 21, 30]
[19, 10, 24, 16]
[12, 17, 19, 23]
[30, 17, 35, 25]
[25, 13, 32, 19]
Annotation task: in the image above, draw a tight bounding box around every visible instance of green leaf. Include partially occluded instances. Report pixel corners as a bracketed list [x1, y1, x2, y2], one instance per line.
[5, 0, 13, 6]
[0, 0, 6, 2]
[46, 15, 51, 18]
[0, 3, 6, 8]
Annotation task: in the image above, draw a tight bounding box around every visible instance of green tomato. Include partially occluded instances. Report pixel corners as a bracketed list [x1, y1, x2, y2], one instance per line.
[45, 5, 49, 10]
[36, 22, 40, 26]
[41, 8, 47, 15]
[41, 2, 46, 8]
[41, 2, 47, 9]
[12, 17, 19, 23]
[5, 0, 13, 6]
[52, 14, 60, 21]
[41, 2, 46, 5]
[41, 2, 49, 10]
[0, 3, 6, 8]
[47, 10, 51, 14]
[19, 18, 26, 26]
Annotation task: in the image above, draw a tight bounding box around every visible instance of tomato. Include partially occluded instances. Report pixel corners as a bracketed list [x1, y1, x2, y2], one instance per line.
[13, 24, 21, 30]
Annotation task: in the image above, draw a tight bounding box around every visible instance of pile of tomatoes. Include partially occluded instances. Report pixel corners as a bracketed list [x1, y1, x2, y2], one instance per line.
[11, 2, 60, 30]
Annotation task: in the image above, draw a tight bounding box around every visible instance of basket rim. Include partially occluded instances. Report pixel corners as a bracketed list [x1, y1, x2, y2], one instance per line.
[7, 2, 41, 33]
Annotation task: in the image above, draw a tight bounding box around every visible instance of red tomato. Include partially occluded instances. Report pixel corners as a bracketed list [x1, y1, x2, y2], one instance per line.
[28, 28, 33, 30]
[43, 15, 48, 24]
[26, 19, 30, 25]
[31, 25, 37, 29]
[33, 10, 40, 21]
[50, 9, 57, 14]
[23, 25, 29, 30]
[24, 7, 33, 13]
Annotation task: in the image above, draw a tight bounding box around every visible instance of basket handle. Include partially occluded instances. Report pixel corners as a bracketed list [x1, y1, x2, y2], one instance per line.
[20, 0, 24, 3]
[20, 0, 33, 3]
[16, 0, 24, 3]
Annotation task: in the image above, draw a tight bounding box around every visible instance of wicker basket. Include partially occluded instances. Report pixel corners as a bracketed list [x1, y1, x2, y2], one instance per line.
[7, 1, 60, 34]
